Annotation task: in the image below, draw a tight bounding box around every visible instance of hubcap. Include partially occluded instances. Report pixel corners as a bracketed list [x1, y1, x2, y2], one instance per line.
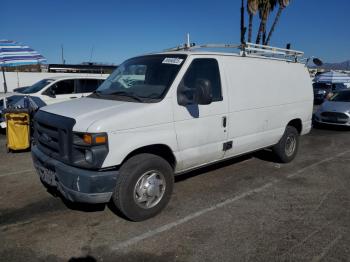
[133, 170, 166, 209]
[285, 135, 296, 157]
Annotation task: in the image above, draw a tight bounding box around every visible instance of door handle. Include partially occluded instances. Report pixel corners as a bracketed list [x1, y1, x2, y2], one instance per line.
[70, 96, 77, 99]
[222, 116, 227, 128]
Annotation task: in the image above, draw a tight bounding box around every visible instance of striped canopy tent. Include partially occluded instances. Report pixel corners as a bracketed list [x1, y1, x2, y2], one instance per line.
[314, 71, 350, 84]
[0, 40, 46, 93]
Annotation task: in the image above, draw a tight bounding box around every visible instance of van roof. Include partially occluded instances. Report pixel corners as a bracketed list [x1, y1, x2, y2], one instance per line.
[151, 50, 303, 64]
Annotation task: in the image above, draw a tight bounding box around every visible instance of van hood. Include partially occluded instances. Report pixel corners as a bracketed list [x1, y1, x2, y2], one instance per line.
[40, 97, 173, 132]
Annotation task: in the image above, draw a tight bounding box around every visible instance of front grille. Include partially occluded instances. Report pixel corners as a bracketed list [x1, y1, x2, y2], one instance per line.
[321, 111, 349, 124]
[34, 111, 75, 163]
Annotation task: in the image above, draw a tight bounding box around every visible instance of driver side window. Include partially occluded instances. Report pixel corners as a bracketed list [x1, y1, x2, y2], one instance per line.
[180, 59, 222, 102]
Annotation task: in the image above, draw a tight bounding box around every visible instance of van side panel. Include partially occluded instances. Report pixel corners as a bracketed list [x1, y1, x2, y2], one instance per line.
[222, 56, 313, 157]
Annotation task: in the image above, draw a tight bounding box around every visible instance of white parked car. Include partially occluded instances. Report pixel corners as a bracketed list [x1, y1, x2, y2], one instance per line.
[0, 75, 106, 128]
[0, 75, 107, 105]
[32, 44, 313, 221]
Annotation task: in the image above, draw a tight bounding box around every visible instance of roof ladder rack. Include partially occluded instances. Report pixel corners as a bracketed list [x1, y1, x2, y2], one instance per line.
[164, 42, 304, 62]
[245, 42, 304, 59]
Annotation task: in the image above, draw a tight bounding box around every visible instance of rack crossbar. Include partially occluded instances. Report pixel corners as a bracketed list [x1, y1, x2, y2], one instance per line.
[163, 42, 304, 62]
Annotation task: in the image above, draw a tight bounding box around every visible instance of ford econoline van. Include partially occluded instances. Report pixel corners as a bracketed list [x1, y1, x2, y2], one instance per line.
[32, 43, 313, 221]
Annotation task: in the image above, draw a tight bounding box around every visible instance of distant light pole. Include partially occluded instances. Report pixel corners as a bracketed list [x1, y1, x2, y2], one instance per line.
[61, 44, 65, 64]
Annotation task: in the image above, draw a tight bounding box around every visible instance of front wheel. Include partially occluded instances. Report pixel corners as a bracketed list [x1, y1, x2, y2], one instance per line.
[272, 126, 299, 163]
[112, 153, 174, 221]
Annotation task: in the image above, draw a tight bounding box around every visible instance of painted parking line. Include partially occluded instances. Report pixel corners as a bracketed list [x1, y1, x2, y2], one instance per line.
[111, 149, 350, 251]
[311, 234, 343, 262]
[0, 169, 34, 178]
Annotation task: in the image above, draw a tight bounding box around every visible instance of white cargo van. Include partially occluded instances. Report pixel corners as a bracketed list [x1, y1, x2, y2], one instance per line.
[32, 43, 313, 221]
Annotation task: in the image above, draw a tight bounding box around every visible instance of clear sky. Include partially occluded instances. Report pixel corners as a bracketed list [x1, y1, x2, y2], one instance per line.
[2, 0, 350, 64]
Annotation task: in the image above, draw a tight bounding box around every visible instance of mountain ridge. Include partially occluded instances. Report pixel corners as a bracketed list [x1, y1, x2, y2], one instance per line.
[320, 60, 350, 71]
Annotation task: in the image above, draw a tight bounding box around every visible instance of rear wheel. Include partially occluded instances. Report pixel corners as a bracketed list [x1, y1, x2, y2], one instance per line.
[112, 153, 174, 221]
[272, 126, 299, 163]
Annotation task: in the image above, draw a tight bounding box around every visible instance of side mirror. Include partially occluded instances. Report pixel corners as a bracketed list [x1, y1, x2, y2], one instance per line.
[313, 58, 323, 67]
[194, 79, 213, 105]
[177, 79, 213, 106]
[177, 84, 194, 106]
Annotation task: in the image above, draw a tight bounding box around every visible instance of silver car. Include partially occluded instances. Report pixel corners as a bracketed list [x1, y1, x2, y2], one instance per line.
[314, 90, 350, 126]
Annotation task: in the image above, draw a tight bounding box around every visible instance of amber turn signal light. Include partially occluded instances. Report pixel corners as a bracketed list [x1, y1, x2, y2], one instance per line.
[83, 134, 93, 145]
[95, 136, 107, 144]
[83, 133, 107, 145]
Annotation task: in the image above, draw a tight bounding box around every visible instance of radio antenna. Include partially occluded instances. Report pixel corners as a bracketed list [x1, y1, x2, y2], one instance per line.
[186, 33, 190, 49]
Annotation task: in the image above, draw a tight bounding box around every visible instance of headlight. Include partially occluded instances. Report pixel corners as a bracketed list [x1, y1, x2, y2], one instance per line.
[85, 149, 94, 163]
[72, 132, 109, 169]
[83, 133, 108, 145]
[74, 132, 108, 146]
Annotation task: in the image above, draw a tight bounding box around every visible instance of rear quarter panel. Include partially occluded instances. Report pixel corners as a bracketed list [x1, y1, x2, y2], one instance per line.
[222, 56, 313, 156]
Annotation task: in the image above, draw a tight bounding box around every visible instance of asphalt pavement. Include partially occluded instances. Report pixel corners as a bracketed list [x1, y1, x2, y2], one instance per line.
[0, 125, 349, 262]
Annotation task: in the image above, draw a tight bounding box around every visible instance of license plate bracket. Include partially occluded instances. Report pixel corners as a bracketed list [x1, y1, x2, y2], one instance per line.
[36, 164, 57, 186]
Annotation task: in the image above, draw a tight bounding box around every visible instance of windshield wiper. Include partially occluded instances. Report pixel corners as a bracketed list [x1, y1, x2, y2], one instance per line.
[108, 91, 143, 102]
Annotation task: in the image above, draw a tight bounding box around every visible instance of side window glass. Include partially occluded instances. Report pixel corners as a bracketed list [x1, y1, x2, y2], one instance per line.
[76, 79, 100, 93]
[52, 80, 75, 95]
[180, 58, 222, 102]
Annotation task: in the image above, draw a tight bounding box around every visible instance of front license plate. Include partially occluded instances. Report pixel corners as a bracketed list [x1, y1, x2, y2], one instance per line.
[36, 164, 57, 186]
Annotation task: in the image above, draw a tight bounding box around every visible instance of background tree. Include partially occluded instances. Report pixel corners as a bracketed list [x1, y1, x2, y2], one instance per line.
[255, 0, 277, 44]
[247, 0, 259, 43]
[264, 0, 290, 45]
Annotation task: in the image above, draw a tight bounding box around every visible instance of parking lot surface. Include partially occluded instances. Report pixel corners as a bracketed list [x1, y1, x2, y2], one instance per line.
[1, 126, 350, 262]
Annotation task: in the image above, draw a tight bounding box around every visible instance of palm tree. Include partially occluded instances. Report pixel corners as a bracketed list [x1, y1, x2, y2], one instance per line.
[247, 0, 259, 43]
[255, 0, 277, 44]
[264, 0, 290, 45]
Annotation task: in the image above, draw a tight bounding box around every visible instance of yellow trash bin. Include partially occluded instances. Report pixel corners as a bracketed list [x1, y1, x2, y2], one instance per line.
[5, 112, 31, 152]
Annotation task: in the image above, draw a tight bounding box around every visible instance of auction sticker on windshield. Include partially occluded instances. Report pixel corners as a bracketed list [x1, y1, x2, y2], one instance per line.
[162, 57, 184, 65]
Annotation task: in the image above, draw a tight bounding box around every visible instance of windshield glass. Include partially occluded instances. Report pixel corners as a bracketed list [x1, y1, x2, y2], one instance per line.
[92, 54, 187, 102]
[21, 79, 54, 94]
[330, 91, 350, 102]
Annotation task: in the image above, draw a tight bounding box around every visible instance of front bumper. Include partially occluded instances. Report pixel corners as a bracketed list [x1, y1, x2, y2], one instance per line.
[32, 146, 118, 203]
[314, 114, 350, 126]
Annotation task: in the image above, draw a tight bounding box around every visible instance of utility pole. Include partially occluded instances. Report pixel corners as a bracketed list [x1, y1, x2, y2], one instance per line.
[89, 46, 94, 63]
[61, 44, 65, 64]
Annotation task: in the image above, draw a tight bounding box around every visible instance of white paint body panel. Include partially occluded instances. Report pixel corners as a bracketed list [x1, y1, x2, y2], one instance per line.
[40, 52, 313, 172]
[222, 56, 313, 158]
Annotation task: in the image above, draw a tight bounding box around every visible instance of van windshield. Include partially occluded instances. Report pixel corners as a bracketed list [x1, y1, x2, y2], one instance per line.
[91, 54, 187, 102]
[21, 79, 54, 94]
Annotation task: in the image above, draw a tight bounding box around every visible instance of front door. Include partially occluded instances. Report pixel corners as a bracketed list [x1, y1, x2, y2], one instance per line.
[173, 58, 228, 171]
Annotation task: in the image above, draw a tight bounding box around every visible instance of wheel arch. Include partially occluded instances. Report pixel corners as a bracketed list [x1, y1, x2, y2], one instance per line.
[121, 144, 177, 170]
[287, 118, 302, 134]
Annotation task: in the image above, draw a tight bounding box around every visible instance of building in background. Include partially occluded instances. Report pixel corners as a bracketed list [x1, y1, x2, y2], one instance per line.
[47, 63, 117, 74]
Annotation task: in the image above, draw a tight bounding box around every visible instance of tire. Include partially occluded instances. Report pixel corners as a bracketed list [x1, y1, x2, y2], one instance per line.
[272, 126, 299, 163]
[112, 153, 174, 221]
